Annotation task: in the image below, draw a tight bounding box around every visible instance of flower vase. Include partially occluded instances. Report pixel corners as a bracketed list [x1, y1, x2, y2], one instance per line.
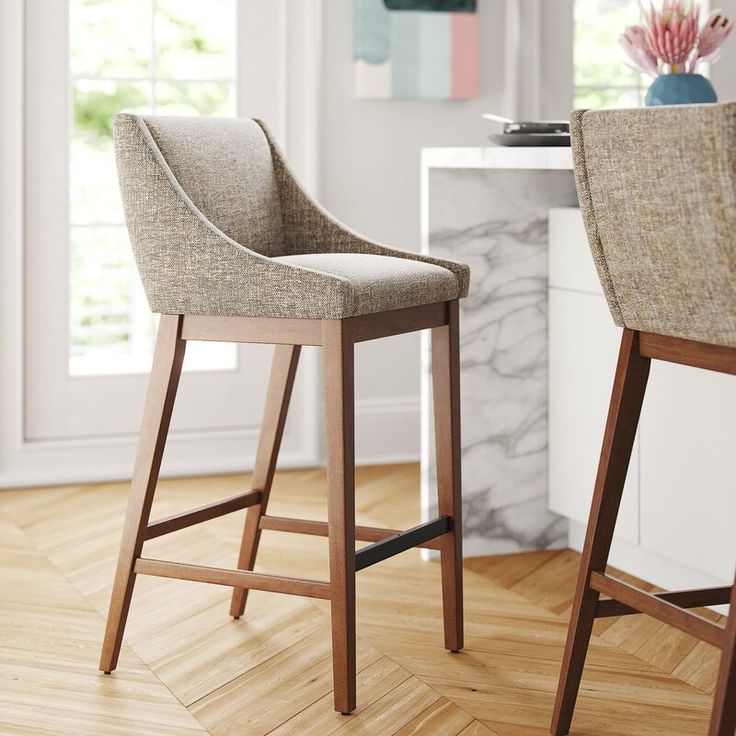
[645, 73, 718, 106]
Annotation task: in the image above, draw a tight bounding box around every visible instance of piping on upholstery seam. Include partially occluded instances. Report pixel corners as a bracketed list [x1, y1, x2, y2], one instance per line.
[578, 114, 625, 326]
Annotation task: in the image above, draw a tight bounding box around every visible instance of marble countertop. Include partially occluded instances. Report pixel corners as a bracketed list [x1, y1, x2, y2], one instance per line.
[421, 146, 573, 171]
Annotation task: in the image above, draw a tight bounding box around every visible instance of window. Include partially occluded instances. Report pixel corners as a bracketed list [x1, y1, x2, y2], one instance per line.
[68, 0, 236, 375]
[574, 0, 645, 109]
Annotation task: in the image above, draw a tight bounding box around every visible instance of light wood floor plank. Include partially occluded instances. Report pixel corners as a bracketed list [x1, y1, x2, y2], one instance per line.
[392, 697, 474, 735]
[672, 640, 721, 695]
[329, 676, 439, 735]
[268, 656, 411, 736]
[0, 514, 207, 735]
[191, 631, 382, 736]
[458, 720, 501, 736]
[1, 463, 724, 735]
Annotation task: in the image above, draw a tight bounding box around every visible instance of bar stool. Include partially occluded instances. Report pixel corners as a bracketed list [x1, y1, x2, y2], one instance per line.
[99, 114, 469, 714]
[551, 103, 736, 736]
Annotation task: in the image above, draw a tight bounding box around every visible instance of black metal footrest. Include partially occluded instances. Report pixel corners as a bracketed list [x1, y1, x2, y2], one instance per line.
[355, 516, 450, 571]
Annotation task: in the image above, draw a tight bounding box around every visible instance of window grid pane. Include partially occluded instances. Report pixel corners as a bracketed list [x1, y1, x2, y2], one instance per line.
[574, 0, 645, 109]
[68, 0, 236, 375]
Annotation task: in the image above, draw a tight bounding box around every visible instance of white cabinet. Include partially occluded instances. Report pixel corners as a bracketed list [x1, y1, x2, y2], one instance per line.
[548, 207, 735, 588]
[640, 361, 736, 583]
[548, 289, 640, 544]
[548, 209, 639, 545]
[548, 207, 603, 295]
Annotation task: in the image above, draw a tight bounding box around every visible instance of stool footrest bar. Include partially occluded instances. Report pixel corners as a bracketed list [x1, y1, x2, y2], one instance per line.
[596, 585, 732, 618]
[144, 490, 262, 540]
[134, 558, 331, 599]
[590, 572, 726, 647]
[355, 517, 451, 572]
[259, 515, 444, 550]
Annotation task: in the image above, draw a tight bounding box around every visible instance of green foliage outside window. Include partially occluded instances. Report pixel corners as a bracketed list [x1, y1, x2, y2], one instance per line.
[69, 0, 235, 367]
[574, 0, 643, 109]
[74, 85, 148, 141]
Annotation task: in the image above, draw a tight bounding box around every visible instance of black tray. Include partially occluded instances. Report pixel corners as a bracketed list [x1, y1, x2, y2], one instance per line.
[489, 133, 571, 147]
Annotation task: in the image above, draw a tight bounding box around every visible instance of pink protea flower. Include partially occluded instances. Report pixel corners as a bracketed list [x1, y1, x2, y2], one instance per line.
[619, 1, 732, 75]
[643, 1, 699, 71]
[692, 10, 734, 65]
[620, 25, 660, 76]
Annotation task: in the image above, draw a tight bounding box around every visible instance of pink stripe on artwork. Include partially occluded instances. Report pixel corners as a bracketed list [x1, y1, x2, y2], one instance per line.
[450, 12, 478, 99]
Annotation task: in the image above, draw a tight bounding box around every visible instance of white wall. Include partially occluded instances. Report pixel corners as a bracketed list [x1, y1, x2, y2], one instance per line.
[711, 0, 736, 102]
[318, 0, 573, 464]
[317, 0, 733, 467]
[319, 0, 512, 464]
[539, 0, 574, 118]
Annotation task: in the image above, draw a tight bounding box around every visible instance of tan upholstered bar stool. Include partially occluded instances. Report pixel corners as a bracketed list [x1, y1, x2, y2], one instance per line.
[99, 114, 469, 714]
[551, 103, 736, 736]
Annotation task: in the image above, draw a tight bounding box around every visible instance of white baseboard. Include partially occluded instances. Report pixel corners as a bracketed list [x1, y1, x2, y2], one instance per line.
[568, 520, 729, 609]
[0, 427, 316, 489]
[0, 394, 421, 489]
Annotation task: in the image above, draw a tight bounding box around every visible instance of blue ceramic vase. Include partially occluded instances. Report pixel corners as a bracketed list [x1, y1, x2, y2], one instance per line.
[645, 73, 717, 106]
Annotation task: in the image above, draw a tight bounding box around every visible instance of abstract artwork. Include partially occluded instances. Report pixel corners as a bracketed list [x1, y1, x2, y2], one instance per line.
[354, 0, 478, 99]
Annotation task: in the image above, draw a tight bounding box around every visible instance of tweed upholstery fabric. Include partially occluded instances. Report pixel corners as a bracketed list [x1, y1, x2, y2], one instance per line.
[256, 121, 471, 297]
[142, 116, 286, 256]
[113, 113, 470, 319]
[274, 253, 460, 315]
[571, 104, 736, 347]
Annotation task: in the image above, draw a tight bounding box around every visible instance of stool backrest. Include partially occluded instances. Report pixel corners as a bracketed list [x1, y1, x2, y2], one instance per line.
[571, 103, 736, 348]
[114, 114, 287, 258]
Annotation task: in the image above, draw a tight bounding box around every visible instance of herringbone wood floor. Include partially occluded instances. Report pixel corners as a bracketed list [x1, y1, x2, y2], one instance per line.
[0, 464, 725, 735]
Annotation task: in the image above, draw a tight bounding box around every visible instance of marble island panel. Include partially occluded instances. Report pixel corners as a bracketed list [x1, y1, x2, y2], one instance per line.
[420, 147, 577, 556]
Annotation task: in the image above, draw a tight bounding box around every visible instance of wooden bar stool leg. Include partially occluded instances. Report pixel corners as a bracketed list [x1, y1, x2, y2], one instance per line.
[432, 300, 464, 652]
[550, 329, 650, 736]
[230, 344, 301, 618]
[323, 319, 357, 715]
[709, 575, 736, 736]
[99, 315, 186, 673]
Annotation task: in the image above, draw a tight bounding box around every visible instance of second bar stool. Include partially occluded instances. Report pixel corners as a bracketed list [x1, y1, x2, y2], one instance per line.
[551, 104, 736, 736]
[99, 114, 469, 714]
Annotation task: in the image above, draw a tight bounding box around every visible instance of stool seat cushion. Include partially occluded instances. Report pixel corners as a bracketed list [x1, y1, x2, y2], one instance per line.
[272, 253, 461, 318]
[113, 113, 470, 319]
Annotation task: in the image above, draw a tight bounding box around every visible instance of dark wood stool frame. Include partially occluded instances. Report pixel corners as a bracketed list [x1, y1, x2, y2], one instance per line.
[551, 328, 736, 736]
[99, 299, 464, 715]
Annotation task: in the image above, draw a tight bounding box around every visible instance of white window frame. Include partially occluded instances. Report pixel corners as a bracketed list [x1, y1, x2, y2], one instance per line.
[0, 0, 323, 488]
[68, 1, 238, 376]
